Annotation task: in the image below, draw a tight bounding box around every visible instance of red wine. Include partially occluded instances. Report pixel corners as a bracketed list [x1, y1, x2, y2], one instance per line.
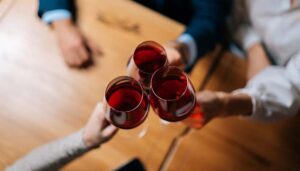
[134, 45, 167, 73]
[151, 74, 195, 121]
[182, 103, 205, 129]
[133, 41, 167, 88]
[106, 82, 149, 129]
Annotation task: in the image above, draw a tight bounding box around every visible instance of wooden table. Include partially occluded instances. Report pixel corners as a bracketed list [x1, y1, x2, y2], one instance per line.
[168, 53, 300, 171]
[1, 0, 300, 170]
[0, 0, 215, 170]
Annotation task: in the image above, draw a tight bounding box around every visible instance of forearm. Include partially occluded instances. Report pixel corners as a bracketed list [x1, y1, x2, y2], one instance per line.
[234, 56, 300, 121]
[6, 129, 91, 171]
[246, 43, 271, 80]
[217, 92, 253, 117]
[183, 0, 231, 71]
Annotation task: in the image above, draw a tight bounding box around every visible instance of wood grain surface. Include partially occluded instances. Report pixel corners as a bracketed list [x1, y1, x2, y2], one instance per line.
[0, 0, 214, 170]
[167, 52, 300, 171]
[2, 0, 299, 171]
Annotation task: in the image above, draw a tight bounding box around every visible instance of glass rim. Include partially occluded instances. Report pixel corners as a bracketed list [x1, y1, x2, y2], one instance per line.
[150, 66, 190, 102]
[105, 76, 147, 113]
[132, 41, 168, 75]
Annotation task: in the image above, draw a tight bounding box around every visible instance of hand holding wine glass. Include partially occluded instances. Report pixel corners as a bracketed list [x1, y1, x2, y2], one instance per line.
[127, 41, 168, 90]
[125, 41, 208, 131]
[83, 102, 118, 148]
[196, 90, 253, 123]
[103, 76, 150, 138]
[163, 41, 190, 69]
[150, 66, 205, 128]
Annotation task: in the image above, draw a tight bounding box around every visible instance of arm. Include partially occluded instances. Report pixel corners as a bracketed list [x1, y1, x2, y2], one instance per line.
[165, 0, 232, 71]
[231, 0, 260, 51]
[246, 43, 271, 80]
[232, 0, 270, 79]
[197, 55, 300, 122]
[234, 20, 270, 80]
[6, 103, 117, 171]
[235, 55, 300, 121]
[196, 91, 253, 123]
[37, 0, 101, 68]
[185, 0, 232, 70]
[6, 130, 89, 171]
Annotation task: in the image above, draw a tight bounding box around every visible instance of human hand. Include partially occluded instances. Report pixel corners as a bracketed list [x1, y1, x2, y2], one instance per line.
[126, 56, 140, 79]
[127, 41, 189, 79]
[83, 102, 118, 148]
[52, 19, 101, 67]
[196, 90, 253, 124]
[196, 90, 226, 123]
[164, 41, 189, 69]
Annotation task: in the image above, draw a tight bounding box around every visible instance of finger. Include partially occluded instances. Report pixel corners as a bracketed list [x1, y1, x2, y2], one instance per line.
[93, 102, 105, 120]
[61, 50, 74, 67]
[163, 44, 183, 66]
[126, 56, 139, 78]
[86, 39, 102, 56]
[126, 55, 132, 67]
[95, 102, 104, 114]
[66, 52, 79, 67]
[72, 49, 86, 66]
[77, 46, 89, 62]
[95, 102, 111, 130]
[69, 51, 83, 67]
[102, 124, 118, 137]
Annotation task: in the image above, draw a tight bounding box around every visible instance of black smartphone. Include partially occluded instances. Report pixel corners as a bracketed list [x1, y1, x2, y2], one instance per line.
[113, 158, 146, 171]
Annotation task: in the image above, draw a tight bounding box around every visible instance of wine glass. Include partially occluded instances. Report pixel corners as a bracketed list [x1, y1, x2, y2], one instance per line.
[103, 76, 150, 138]
[150, 66, 204, 128]
[127, 41, 168, 91]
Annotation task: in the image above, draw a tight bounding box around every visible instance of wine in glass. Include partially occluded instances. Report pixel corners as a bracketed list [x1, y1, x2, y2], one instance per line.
[127, 41, 168, 91]
[104, 76, 149, 137]
[150, 66, 204, 128]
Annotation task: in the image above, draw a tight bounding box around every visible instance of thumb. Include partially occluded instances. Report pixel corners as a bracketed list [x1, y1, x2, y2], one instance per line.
[94, 102, 105, 121]
[102, 124, 118, 137]
[86, 39, 102, 56]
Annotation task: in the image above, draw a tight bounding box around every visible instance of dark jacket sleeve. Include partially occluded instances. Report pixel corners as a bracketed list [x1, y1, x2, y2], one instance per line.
[37, 0, 75, 18]
[184, 0, 232, 70]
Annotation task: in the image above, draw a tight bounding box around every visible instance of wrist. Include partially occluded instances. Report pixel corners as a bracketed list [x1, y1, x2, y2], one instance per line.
[215, 92, 229, 116]
[222, 93, 253, 117]
[82, 128, 101, 149]
[52, 18, 74, 32]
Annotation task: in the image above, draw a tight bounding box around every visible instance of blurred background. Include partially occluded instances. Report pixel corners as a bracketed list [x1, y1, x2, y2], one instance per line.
[1, 0, 300, 170]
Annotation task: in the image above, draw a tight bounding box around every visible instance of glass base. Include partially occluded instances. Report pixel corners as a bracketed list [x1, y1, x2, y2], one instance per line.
[118, 122, 148, 139]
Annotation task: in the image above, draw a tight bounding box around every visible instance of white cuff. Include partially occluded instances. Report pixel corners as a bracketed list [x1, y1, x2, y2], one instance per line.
[42, 9, 72, 24]
[232, 88, 258, 120]
[177, 34, 197, 68]
[235, 25, 261, 50]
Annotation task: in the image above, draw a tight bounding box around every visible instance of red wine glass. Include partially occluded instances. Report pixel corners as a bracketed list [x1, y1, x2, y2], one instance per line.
[127, 41, 168, 91]
[150, 66, 204, 128]
[104, 76, 149, 131]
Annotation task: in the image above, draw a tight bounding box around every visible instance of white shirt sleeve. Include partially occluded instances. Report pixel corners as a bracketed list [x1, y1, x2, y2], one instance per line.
[234, 54, 300, 122]
[231, 0, 261, 50]
[42, 9, 72, 24]
[177, 33, 198, 69]
[235, 25, 261, 50]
